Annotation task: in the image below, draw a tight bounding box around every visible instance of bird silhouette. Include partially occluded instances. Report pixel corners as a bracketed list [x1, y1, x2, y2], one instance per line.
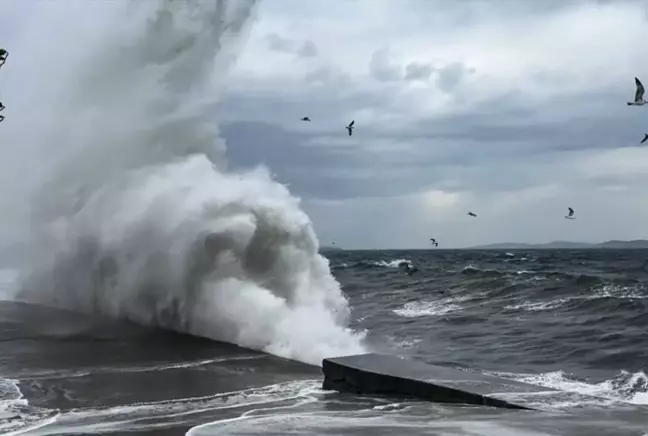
[346, 120, 355, 136]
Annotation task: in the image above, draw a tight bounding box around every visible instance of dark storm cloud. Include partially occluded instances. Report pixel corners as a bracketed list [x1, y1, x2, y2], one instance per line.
[222, 77, 647, 202]
[403, 90, 642, 151]
[224, 0, 648, 247]
[221, 121, 470, 201]
[221, 121, 376, 200]
[220, 120, 522, 201]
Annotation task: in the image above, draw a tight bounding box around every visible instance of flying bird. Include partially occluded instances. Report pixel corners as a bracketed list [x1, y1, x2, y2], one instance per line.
[346, 120, 355, 136]
[0, 48, 7, 68]
[641, 133, 648, 144]
[467, 212, 477, 217]
[301, 116, 311, 122]
[565, 207, 575, 220]
[627, 77, 646, 106]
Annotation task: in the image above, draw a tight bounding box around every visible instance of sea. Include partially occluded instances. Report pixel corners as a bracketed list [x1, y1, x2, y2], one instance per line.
[0, 249, 647, 435]
[1, 0, 647, 434]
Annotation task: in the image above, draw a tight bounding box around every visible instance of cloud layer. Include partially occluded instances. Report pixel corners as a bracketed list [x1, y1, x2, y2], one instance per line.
[3, 0, 648, 248]
[220, 0, 648, 248]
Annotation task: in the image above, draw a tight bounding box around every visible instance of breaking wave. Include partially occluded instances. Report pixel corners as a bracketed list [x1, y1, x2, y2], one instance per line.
[10, 0, 365, 365]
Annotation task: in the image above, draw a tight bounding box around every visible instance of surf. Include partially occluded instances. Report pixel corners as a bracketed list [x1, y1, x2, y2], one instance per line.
[6, 0, 366, 366]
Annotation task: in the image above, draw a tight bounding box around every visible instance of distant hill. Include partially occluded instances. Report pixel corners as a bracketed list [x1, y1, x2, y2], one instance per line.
[319, 245, 343, 252]
[596, 240, 648, 249]
[466, 240, 648, 250]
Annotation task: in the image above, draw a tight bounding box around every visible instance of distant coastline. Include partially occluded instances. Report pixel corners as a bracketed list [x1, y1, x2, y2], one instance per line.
[316, 241, 648, 251]
[320, 245, 343, 252]
[465, 240, 648, 250]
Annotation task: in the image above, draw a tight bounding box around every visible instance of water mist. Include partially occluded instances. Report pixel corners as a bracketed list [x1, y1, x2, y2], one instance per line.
[12, 0, 366, 365]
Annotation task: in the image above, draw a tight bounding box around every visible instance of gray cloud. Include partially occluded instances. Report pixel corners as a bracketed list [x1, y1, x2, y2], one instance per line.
[266, 32, 293, 53]
[225, 0, 648, 247]
[297, 40, 318, 58]
[221, 121, 422, 201]
[368, 48, 401, 82]
[4, 0, 648, 250]
[367, 48, 473, 91]
[436, 62, 472, 93]
[265, 32, 318, 59]
[222, 77, 648, 204]
[404, 62, 434, 82]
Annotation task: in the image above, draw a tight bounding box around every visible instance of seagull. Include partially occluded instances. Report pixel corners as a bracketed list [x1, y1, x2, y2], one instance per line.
[301, 116, 311, 122]
[627, 77, 646, 106]
[641, 133, 648, 144]
[467, 212, 477, 217]
[346, 120, 355, 136]
[565, 207, 575, 220]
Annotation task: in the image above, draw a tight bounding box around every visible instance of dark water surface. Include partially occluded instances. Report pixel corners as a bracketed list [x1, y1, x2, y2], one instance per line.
[0, 301, 321, 435]
[1, 249, 647, 435]
[335, 249, 648, 382]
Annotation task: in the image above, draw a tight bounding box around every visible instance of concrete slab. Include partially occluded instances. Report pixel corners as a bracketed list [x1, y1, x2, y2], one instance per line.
[322, 353, 595, 410]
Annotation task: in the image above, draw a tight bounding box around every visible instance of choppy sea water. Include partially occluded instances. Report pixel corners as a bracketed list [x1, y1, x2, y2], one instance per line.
[1, 249, 648, 435]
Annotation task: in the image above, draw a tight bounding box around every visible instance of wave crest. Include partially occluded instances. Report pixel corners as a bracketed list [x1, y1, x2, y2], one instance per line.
[14, 0, 365, 365]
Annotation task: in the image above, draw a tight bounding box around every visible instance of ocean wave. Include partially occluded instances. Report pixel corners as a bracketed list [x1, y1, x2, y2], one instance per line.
[11, 0, 365, 366]
[0, 378, 59, 435]
[504, 283, 648, 313]
[494, 369, 648, 407]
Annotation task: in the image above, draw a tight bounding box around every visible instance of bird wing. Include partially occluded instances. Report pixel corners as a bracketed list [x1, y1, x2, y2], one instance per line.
[568, 207, 574, 216]
[635, 77, 645, 102]
[349, 120, 355, 128]
[642, 134, 648, 144]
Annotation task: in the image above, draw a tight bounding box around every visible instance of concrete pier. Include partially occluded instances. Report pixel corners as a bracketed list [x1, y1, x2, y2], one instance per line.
[323, 353, 580, 410]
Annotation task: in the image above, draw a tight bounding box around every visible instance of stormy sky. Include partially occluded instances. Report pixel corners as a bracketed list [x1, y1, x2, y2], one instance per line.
[220, 0, 648, 248]
[2, 0, 648, 250]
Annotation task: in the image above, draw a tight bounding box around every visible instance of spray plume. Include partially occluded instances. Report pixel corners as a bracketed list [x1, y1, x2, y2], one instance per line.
[11, 0, 366, 365]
